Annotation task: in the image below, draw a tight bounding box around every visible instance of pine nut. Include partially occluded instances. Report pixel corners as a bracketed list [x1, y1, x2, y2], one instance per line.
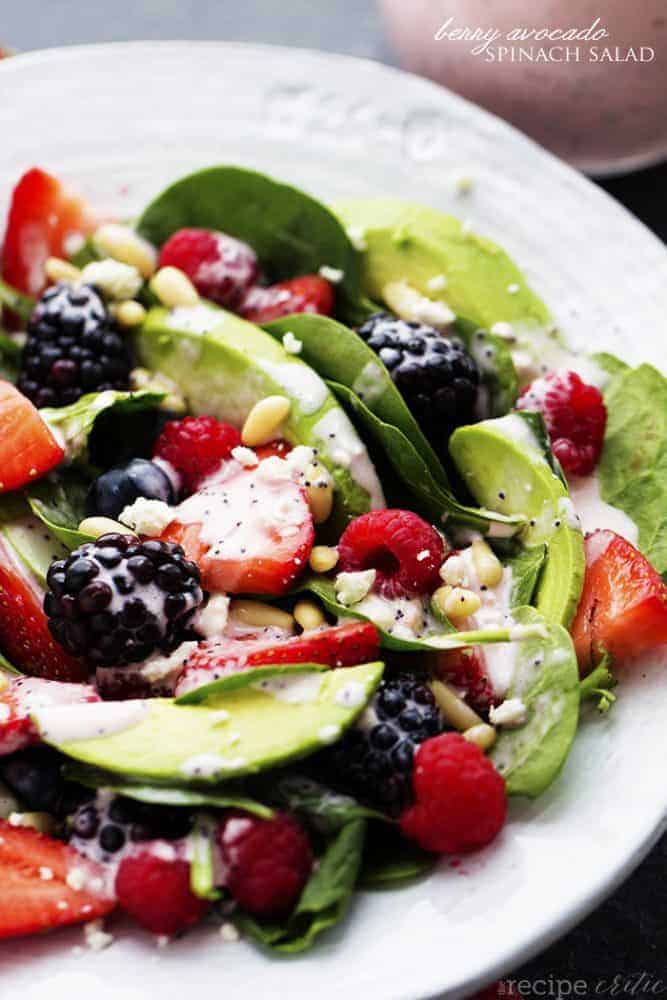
[93, 223, 157, 278]
[472, 537, 503, 588]
[309, 545, 339, 573]
[442, 586, 481, 621]
[114, 300, 146, 327]
[241, 396, 291, 447]
[430, 679, 483, 731]
[293, 599, 326, 632]
[305, 462, 334, 525]
[44, 257, 81, 285]
[230, 599, 295, 633]
[150, 266, 200, 308]
[439, 554, 468, 587]
[78, 516, 136, 539]
[463, 723, 497, 751]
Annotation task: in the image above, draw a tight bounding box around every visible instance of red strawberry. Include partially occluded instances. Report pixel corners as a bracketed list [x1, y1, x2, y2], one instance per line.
[158, 227, 258, 309]
[0, 676, 98, 756]
[153, 415, 241, 494]
[571, 530, 667, 674]
[177, 620, 380, 695]
[1, 167, 98, 299]
[253, 438, 292, 461]
[0, 819, 115, 940]
[436, 648, 496, 715]
[0, 536, 87, 682]
[115, 849, 209, 936]
[239, 275, 334, 324]
[0, 381, 64, 492]
[516, 370, 607, 476]
[162, 462, 314, 595]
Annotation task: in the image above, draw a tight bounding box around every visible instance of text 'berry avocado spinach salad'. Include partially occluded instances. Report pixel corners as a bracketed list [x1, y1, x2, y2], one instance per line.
[0, 164, 665, 953]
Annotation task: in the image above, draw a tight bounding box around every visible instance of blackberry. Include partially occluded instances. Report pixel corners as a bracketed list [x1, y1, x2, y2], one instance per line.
[44, 533, 205, 668]
[357, 312, 479, 453]
[317, 672, 445, 816]
[18, 283, 132, 408]
[68, 791, 193, 864]
[86, 458, 177, 520]
[0, 746, 92, 819]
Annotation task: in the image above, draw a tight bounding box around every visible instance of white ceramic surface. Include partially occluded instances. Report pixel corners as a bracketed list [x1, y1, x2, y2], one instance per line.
[0, 42, 666, 1000]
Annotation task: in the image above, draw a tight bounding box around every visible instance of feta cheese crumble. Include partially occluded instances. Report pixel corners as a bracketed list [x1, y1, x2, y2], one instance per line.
[318, 265, 344, 284]
[282, 331, 303, 355]
[334, 569, 376, 607]
[80, 259, 143, 302]
[489, 698, 528, 728]
[120, 497, 174, 536]
[231, 445, 259, 468]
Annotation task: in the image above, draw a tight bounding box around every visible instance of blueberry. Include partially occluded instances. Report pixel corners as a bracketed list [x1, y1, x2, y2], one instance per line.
[86, 458, 176, 520]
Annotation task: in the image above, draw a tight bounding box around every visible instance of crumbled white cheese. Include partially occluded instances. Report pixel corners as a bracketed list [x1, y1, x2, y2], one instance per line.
[220, 922, 241, 943]
[193, 594, 231, 639]
[80, 259, 143, 301]
[346, 225, 367, 251]
[39, 866, 54, 881]
[282, 331, 303, 355]
[439, 554, 469, 587]
[66, 867, 88, 892]
[120, 497, 174, 536]
[84, 919, 114, 952]
[334, 569, 376, 607]
[318, 265, 344, 284]
[427, 274, 448, 292]
[489, 697, 528, 728]
[231, 445, 259, 468]
[416, 549, 430, 562]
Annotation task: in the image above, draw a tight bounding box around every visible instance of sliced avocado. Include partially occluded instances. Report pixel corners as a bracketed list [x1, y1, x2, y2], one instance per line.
[133, 305, 383, 529]
[449, 414, 584, 627]
[333, 200, 551, 332]
[34, 662, 384, 785]
[1, 513, 68, 587]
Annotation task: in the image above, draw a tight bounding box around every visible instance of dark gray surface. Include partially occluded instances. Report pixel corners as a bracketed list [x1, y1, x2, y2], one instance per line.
[2, 3, 665, 992]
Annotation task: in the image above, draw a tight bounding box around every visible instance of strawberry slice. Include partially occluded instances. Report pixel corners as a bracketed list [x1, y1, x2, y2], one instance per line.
[162, 461, 314, 595]
[436, 647, 496, 715]
[571, 530, 667, 673]
[176, 621, 380, 696]
[0, 677, 99, 757]
[0, 381, 64, 493]
[0, 819, 115, 940]
[239, 275, 334, 324]
[0, 536, 87, 682]
[1, 167, 98, 299]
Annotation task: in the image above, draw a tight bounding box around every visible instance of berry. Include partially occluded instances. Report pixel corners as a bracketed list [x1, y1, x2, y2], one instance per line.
[516, 370, 607, 476]
[115, 849, 209, 936]
[18, 284, 132, 408]
[177, 621, 380, 696]
[0, 380, 64, 493]
[162, 462, 314, 595]
[219, 811, 312, 918]
[337, 509, 445, 598]
[0, 534, 87, 681]
[0, 746, 92, 818]
[0, 819, 115, 940]
[158, 228, 258, 309]
[86, 458, 176, 520]
[153, 415, 241, 493]
[45, 533, 204, 667]
[317, 672, 445, 815]
[571, 530, 667, 673]
[1, 167, 98, 300]
[436, 648, 496, 716]
[0, 677, 98, 759]
[239, 275, 334, 324]
[69, 791, 193, 864]
[357, 313, 479, 453]
[399, 732, 506, 854]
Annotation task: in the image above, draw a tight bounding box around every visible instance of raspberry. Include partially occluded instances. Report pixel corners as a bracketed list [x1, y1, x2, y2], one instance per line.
[158, 228, 258, 309]
[436, 648, 496, 715]
[337, 509, 445, 598]
[154, 415, 241, 493]
[115, 850, 209, 936]
[239, 275, 334, 324]
[400, 733, 506, 854]
[219, 812, 312, 918]
[516, 370, 607, 477]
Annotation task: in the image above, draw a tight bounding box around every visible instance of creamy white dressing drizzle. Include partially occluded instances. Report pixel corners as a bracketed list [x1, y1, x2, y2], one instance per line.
[312, 407, 385, 509]
[255, 358, 328, 415]
[567, 471, 638, 544]
[34, 700, 150, 744]
[253, 672, 323, 704]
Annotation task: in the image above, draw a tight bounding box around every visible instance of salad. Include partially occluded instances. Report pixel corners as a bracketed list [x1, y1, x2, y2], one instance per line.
[0, 164, 665, 953]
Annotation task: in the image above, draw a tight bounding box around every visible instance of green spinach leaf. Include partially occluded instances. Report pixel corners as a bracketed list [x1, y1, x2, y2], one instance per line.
[506, 545, 547, 608]
[254, 773, 387, 834]
[361, 823, 436, 887]
[455, 318, 518, 417]
[0, 278, 34, 324]
[0, 331, 21, 382]
[41, 389, 165, 462]
[591, 351, 630, 379]
[189, 813, 222, 900]
[27, 472, 92, 549]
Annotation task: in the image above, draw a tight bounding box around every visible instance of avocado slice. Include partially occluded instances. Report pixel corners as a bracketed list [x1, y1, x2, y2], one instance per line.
[1, 512, 68, 587]
[333, 200, 551, 332]
[34, 662, 384, 785]
[133, 305, 383, 528]
[449, 414, 584, 627]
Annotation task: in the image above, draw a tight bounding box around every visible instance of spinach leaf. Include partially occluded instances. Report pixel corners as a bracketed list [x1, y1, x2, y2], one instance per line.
[579, 657, 617, 714]
[455, 318, 518, 417]
[490, 606, 580, 797]
[506, 545, 547, 608]
[69, 236, 101, 269]
[189, 813, 222, 901]
[236, 819, 366, 953]
[137, 166, 363, 320]
[0, 651, 20, 676]
[361, 823, 436, 887]
[27, 471, 92, 549]
[515, 409, 566, 485]
[0, 278, 34, 324]
[0, 331, 21, 382]
[330, 380, 526, 537]
[63, 761, 274, 818]
[598, 363, 667, 575]
[255, 773, 388, 834]
[263, 313, 449, 488]
[41, 389, 165, 462]
[591, 351, 630, 379]
[176, 663, 329, 706]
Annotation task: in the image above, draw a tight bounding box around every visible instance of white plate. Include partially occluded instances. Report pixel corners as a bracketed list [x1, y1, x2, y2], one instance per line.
[1, 42, 666, 1000]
